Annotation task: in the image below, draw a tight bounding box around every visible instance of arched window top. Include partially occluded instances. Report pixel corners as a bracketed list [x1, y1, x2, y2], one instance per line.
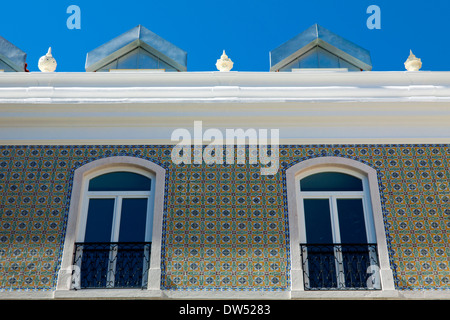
[88, 171, 152, 192]
[300, 171, 363, 192]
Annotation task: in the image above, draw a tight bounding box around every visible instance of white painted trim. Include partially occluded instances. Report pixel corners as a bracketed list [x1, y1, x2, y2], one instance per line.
[296, 167, 376, 244]
[2, 100, 450, 144]
[286, 156, 395, 293]
[1, 71, 450, 144]
[6, 137, 450, 146]
[76, 167, 154, 242]
[0, 71, 450, 104]
[56, 156, 166, 294]
[4, 288, 450, 300]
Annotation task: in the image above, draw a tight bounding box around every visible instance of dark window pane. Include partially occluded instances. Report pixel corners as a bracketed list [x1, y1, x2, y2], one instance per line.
[118, 198, 148, 242]
[84, 198, 115, 242]
[300, 172, 363, 192]
[303, 199, 333, 244]
[88, 172, 151, 191]
[336, 199, 368, 244]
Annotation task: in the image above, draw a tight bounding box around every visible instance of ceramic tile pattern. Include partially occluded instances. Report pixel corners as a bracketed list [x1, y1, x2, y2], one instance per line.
[0, 144, 449, 292]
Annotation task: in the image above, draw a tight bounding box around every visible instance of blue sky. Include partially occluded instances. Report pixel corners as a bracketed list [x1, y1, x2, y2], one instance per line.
[1, 0, 449, 72]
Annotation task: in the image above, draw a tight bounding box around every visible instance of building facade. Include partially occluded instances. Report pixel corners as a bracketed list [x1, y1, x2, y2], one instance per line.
[0, 25, 449, 300]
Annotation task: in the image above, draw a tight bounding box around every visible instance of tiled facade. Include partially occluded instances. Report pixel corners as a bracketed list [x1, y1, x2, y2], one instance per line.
[1, 144, 449, 293]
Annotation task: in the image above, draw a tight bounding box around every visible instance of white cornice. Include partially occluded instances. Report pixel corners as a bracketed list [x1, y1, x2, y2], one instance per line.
[0, 71, 449, 104]
[1, 71, 450, 144]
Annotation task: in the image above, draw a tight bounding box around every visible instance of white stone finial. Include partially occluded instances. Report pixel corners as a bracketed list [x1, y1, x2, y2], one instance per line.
[216, 50, 234, 72]
[404, 50, 422, 71]
[38, 47, 57, 72]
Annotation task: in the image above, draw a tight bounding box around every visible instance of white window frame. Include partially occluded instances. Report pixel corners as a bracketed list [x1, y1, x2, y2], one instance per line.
[77, 167, 155, 243]
[286, 156, 395, 297]
[298, 167, 379, 290]
[73, 167, 155, 289]
[297, 167, 376, 245]
[56, 156, 165, 298]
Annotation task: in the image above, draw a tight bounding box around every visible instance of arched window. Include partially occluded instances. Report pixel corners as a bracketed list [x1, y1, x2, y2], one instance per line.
[298, 170, 378, 290]
[73, 170, 155, 289]
[286, 157, 395, 294]
[56, 157, 166, 295]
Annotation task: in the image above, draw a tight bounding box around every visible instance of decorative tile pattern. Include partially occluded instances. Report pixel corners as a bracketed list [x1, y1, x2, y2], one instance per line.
[0, 144, 449, 292]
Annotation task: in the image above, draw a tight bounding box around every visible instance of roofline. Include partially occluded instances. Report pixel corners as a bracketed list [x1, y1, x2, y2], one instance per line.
[0, 70, 448, 104]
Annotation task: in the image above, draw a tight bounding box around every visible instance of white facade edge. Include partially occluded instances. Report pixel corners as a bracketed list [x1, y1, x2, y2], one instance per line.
[0, 71, 449, 103]
[1, 289, 450, 300]
[1, 71, 450, 143]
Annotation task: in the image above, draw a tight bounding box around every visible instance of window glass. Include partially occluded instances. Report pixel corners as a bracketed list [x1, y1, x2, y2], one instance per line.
[138, 48, 160, 69]
[317, 47, 339, 68]
[118, 198, 148, 242]
[336, 199, 368, 244]
[98, 59, 118, 72]
[158, 59, 177, 72]
[300, 172, 363, 192]
[299, 47, 319, 68]
[84, 198, 115, 242]
[116, 48, 139, 69]
[88, 172, 151, 191]
[303, 199, 333, 244]
[0, 60, 15, 72]
[279, 56, 300, 71]
[338, 58, 360, 71]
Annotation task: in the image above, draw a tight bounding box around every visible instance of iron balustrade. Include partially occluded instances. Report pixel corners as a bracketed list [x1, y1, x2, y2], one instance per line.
[72, 242, 151, 289]
[300, 243, 381, 290]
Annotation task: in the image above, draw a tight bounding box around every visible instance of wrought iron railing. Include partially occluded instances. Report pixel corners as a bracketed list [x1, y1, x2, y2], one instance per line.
[72, 242, 151, 289]
[300, 243, 381, 290]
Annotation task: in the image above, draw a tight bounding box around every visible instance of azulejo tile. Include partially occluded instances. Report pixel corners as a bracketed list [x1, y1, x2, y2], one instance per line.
[0, 144, 449, 292]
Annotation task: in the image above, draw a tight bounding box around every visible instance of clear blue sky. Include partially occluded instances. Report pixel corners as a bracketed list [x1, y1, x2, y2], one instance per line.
[1, 0, 449, 72]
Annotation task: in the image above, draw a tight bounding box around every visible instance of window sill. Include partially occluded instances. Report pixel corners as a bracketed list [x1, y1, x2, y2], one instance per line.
[291, 289, 399, 299]
[53, 288, 164, 299]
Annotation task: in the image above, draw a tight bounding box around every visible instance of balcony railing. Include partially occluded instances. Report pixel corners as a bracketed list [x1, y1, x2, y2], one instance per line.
[300, 243, 381, 290]
[72, 242, 151, 289]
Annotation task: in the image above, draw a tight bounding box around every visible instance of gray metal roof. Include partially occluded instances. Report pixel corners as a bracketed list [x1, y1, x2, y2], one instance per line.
[85, 25, 187, 72]
[270, 24, 372, 71]
[0, 35, 27, 72]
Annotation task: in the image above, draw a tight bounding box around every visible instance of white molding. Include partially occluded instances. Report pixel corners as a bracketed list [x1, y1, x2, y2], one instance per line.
[0, 71, 450, 105]
[2, 100, 450, 143]
[2, 288, 450, 300]
[5, 137, 450, 146]
[56, 156, 166, 292]
[1, 71, 450, 144]
[285, 156, 395, 292]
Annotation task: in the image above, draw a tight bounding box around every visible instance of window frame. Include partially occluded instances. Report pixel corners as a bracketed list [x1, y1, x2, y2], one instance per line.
[297, 167, 376, 245]
[56, 156, 165, 296]
[298, 167, 380, 290]
[77, 167, 155, 243]
[73, 168, 155, 289]
[286, 156, 395, 295]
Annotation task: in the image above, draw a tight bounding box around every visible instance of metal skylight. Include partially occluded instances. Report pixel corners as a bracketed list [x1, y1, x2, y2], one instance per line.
[269, 24, 372, 72]
[85, 25, 187, 72]
[0, 35, 27, 72]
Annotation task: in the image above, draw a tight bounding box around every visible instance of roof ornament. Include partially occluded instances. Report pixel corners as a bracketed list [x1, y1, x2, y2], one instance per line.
[216, 50, 233, 72]
[38, 47, 57, 72]
[404, 50, 422, 71]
